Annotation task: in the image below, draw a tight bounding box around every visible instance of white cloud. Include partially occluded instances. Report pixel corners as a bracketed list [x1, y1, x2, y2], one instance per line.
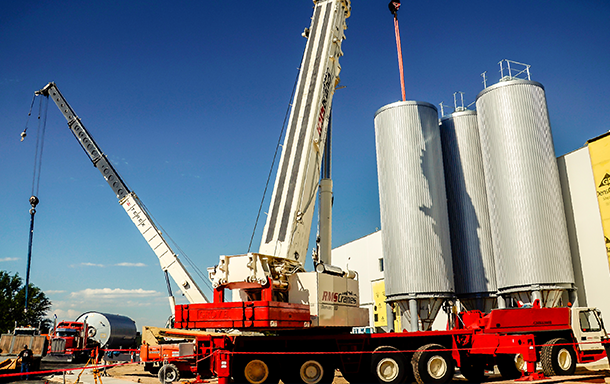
[70, 288, 161, 299]
[81, 262, 105, 267]
[115, 262, 146, 267]
[0, 257, 19, 262]
[46, 290, 66, 294]
[50, 308, 81, 320]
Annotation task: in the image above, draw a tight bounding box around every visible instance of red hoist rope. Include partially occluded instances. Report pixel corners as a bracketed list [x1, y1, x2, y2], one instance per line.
[390, 1, 406, 101]
[394, 16, 406, 101]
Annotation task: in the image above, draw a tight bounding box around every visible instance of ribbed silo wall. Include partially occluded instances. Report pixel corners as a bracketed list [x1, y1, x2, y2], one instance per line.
[374, 101, 454, 303]
[476, 79, 575, 297]
[440, 110, 497, 310]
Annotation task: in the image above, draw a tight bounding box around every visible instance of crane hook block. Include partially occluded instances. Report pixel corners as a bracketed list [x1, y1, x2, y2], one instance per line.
[29, 195, 39, 208]
[388, 0, 400, 16]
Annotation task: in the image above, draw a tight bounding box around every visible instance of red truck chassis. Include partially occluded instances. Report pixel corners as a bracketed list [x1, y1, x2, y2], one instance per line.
[142, 302, 609, 384]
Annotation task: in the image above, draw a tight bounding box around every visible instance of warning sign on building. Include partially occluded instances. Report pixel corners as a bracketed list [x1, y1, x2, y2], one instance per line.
[587, 133, 610, 269]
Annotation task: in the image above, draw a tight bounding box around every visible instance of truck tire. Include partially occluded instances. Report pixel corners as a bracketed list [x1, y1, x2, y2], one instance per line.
[371, 352, 408, 384]
[541, 338, 576, 376]
[459, 357, 486, 383]
[496, 354, 524, 380]
[297, 359, 334, 384]
[411, 344, 455, 384]
[234, 358, 278, 384]
[158, 363, 180, 383]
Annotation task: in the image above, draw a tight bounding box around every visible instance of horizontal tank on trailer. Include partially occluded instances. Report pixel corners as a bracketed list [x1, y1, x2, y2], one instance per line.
[76, 312, 137, 350]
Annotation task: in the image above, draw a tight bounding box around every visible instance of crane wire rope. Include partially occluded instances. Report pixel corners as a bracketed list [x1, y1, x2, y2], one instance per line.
[247, 64, 302, 253]
[30, 95, 49, 196]
[22, 92, 49, 316]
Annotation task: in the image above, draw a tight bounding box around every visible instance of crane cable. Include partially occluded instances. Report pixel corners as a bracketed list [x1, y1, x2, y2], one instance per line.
[389, 0, 406, 101]
[30, 95, 49, 196]
[22, 92, 49, 316]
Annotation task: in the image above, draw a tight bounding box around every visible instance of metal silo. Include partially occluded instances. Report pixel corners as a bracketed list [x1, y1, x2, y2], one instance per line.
[440, 109, 497, 313]
[374, 101, 454, 331]
[476, 77, 575, 307]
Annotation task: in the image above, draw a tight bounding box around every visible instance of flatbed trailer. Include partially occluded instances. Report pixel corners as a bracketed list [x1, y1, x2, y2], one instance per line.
[156, 302, 609, 384]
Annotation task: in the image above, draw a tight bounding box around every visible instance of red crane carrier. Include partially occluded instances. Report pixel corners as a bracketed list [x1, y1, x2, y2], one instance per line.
[168, 301, 609, 384]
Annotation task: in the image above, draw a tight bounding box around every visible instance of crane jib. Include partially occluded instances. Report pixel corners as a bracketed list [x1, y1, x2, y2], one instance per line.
[36, 82, 209, 306]
[42, 83, 130, 200]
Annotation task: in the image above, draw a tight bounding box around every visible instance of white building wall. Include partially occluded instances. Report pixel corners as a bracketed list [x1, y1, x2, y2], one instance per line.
[332, 230, 450, 331]
[332, 231, 384, 327]
[557, 147, 610, 318]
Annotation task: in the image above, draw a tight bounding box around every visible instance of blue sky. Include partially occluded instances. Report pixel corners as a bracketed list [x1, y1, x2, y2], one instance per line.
[1, 1, 609, 330]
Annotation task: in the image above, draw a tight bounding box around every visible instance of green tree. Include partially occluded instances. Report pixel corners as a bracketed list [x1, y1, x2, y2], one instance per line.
[0, 270, 52, 334]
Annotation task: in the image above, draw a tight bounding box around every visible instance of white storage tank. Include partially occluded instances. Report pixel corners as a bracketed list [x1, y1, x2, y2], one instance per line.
[476, 77, 575, 307]
[76, 312, 137, 349]
[439, 109, 497, 312]
[374, 101, 454, 331]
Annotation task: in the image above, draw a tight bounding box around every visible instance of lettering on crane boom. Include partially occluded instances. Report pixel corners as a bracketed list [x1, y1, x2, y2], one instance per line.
[321, 290, 358, 306]
[316, 71, 333, 136]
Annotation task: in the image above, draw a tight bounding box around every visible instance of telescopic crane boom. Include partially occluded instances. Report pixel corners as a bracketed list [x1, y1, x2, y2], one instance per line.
[36, 82, 209, 312]
[202, 2, 369, 330]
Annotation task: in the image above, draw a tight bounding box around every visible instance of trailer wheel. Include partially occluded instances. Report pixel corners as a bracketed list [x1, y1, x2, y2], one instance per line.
[496, 354, 524, 380]
[541, 338, 576, 376]
[370, 349, 408, 384]
[459, 357, 487, 383]
[411, 344, 455, 384]
[158, 363, 180, 383]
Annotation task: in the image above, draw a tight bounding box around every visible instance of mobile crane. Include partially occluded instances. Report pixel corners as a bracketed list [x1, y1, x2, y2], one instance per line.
[35, 82, 210, 314]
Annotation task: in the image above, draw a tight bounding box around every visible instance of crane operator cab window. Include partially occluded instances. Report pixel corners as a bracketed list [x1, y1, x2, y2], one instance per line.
[580, 310, 602, 333]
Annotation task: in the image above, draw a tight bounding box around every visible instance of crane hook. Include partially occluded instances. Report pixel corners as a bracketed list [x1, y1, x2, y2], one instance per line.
[29, 195, 39, 214]
[388, 0, 401, 17]
[20, 130, 27, 142]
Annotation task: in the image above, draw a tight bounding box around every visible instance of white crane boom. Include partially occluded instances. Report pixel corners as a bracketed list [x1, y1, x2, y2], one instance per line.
[208, 0, 351, 298]
[259, 0, 349, 263]
[36, 82, 209, 310]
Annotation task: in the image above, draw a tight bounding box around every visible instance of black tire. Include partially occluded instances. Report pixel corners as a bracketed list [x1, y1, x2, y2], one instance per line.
[371, 352, 408, 384]
[459, 357, 487, 383]
[234, 358, 278, 384]
[295, 359, 335, 384]
[158, 363, 180, 383]
[540, 338, 577, 376]
[411, 344, 455, 384]
[496, 354, 524, 380]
